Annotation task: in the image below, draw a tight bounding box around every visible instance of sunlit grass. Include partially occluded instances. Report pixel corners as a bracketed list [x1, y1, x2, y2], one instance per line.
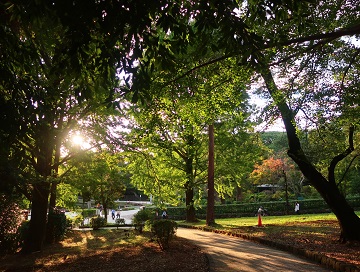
[177, 212, 358, 241]
[218, 213, 339, 227]
[178, 212, 351, 229]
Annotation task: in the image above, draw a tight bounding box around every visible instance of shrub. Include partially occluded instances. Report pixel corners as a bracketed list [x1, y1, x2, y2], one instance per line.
[132, 208, 153, 225]
[17, 220, 30, 250]
[115, 218, 125, 225]
[82, 209, 97, 218]
[0, 195, 23, 254]
[66, 214, 83, 228]
[132, 209, 153, 233]
[90, 216, 106, 230]
[47, 208, 67, 241]
[150, 219, 177, 250]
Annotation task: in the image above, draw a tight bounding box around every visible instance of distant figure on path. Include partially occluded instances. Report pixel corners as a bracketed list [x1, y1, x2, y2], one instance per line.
[295, 202, 300, 214]
[111, 209, 115, 220]
[162, 210, 167, 219]
[116, 210, 121, 219]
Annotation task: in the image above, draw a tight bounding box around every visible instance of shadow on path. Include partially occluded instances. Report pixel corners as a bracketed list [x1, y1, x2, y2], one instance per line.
[177, 228, 333, 272]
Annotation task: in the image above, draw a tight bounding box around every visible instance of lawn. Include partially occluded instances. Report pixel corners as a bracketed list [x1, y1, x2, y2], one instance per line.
[179, 212, 343, 228]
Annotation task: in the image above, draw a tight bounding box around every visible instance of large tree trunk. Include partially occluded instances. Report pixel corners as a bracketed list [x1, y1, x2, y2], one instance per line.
[261, 64, 360, 242]
[206, 124, 215, 226]
[185, 186, 196, 222]
[46, 124, 62, 244]
[22, 181, 50, 253]
[23, 127, 54, 253]
[45, 181, 57, 244]
[183, 140, 197, 222]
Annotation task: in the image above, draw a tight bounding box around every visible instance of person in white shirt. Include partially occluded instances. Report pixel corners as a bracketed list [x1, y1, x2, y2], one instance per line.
[295, 202, 300, 214]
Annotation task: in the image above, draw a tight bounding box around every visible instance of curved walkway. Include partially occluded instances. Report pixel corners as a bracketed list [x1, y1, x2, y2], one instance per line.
[177, 228, 333, 272]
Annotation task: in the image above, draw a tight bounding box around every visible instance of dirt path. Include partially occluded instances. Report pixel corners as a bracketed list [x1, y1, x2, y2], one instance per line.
[176, 228, 333, 272]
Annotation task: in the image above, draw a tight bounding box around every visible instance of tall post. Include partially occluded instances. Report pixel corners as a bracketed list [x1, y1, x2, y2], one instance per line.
[206, 124, 215, 226]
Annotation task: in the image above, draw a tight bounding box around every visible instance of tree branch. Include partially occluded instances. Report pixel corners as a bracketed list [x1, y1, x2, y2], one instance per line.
[164, 54, 234, 85]
[337, 154, 359, 187]
[268, 23, 360, 48]
[165, 24, 360, 86]
[341, 48, 360, 90]
[328, 125, 355, 184]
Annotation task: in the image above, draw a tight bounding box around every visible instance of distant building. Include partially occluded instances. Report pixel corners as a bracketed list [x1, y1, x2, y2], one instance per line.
[256, 184, 281, 193]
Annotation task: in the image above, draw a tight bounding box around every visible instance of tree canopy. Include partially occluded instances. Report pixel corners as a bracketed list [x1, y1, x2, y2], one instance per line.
[2, 0, 360, 253]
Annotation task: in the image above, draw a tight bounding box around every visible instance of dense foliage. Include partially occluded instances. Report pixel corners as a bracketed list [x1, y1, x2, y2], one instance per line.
[90, 216, 107, 230]
[1, 0, 360, 252]
[150, 220, 178, 250]
[47, 208, 67, 242]
[0, 195, 23, 253]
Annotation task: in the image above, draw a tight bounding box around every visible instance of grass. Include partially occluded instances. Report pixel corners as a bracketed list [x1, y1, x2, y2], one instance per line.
[178, 212, 360, 228]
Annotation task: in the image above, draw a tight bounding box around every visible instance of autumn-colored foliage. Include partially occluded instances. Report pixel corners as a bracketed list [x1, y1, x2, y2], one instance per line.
[250, 157, 285, 185]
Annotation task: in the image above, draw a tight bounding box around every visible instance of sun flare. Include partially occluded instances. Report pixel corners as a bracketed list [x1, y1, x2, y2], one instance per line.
[72, 135, 84, 145]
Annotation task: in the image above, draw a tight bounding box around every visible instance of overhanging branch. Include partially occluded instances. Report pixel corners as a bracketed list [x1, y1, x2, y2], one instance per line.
[328, 125, 355, 184]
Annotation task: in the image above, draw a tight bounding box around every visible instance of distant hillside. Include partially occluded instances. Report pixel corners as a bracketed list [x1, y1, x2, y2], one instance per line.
[259, 131, 288, 153]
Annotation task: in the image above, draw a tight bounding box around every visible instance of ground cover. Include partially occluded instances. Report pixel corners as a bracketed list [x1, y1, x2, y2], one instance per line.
[1, 213, 359, 271]
[0, 229, 208, 272]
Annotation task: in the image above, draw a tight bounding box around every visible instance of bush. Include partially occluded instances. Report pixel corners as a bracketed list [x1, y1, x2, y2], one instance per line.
[132, 209, 153, 225]
[17, 220, 30, 250]
[0, 195, 23, 254]
[47, 209, 67, 241]
[82, 209, 97, 218]
[90, 216, 106, 230]
[132, 209, 153, 233]
[66, 214, 83, 228]
[115, 218, 125, 225]
[150, 220, 177, 250]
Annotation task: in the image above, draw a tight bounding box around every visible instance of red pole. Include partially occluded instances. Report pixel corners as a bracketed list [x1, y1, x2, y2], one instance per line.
[258, 213, 263, 227]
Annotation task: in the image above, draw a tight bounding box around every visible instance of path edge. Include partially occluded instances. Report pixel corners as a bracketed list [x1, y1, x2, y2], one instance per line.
[178, 224, 360, 272]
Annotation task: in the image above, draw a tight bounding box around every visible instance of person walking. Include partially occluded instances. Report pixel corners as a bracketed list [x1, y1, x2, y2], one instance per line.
[295, 202, 300, 214]
[162, 210, 167, 219]
[111, 209, 115, 220]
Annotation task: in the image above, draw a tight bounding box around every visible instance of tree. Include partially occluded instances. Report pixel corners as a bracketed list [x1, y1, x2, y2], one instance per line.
[128, 0, 360, 241]
[0, 2, 121, 252]
[69, 151, 126, 220]
[126, 42, 254, 222]
[1, 0, 196, 252]
[4, 0, 360, 244]
[250, 157, 302, 211]
[126, 149, 187, 208]
[250, 158, 285, 187]
[248, 1, 360, 240]
[125, 98, 209, 222]
[214, 131, 266, 203]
